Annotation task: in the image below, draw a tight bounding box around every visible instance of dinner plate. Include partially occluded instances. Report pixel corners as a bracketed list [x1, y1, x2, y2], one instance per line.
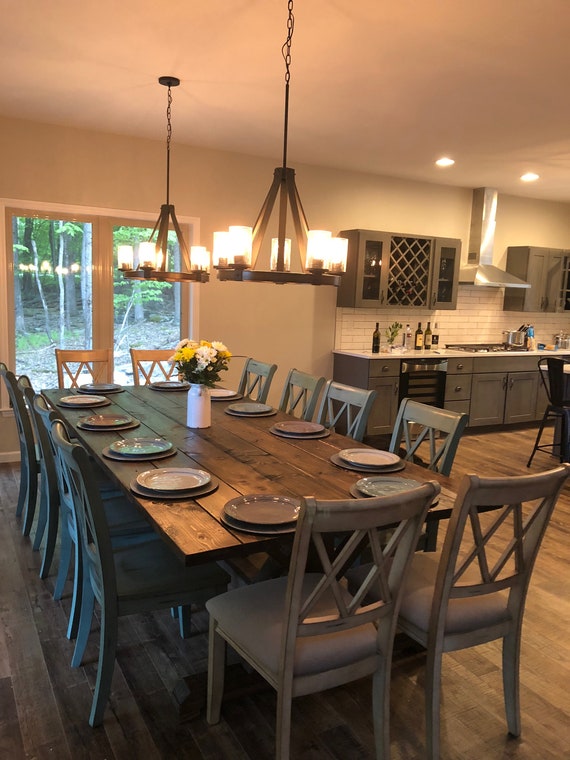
[130, 476, 219, 500]
[354, 476, 422, 498]
[136, 467, 211, 492]
[77, 413, 135, 428]
[329, 452, 406, 473]
[226, 402, 273, 415]
[338, 448, 401, 467]
[57, 395, 111, 408]
[78, 383, 123, 394]
[273, 421, 325, 435]
[210, 388, 242, 400]
[223, 494, 301, 525]
[102, 445, 176, 462]
[149, 380, 190, 391]
[269, 425, 331, 440]
[77, 419, 140, 432]
[108, 437, 173, 456]
[220, 512, 297, 535]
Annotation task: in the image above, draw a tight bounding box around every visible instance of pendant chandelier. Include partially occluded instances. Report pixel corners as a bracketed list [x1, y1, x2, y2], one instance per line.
[118, 76, 210, 283]
[214, 0, 347, 285]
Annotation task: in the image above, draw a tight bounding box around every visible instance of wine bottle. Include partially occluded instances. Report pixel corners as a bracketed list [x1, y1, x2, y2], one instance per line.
[424, 322, 432, 350]
[372, 322, 380, 353]
[404, 323, 412, 349]
[414, 322, 423, 351]
[431, 322, 439, 347]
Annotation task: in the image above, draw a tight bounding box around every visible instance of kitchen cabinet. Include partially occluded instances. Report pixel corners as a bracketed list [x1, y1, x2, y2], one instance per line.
[469, 356, 539, 427]
[444, 357, 473, 416]
[337, 229, 461, 310]
[503, 246, 564, 313]
[332, 353, 400, 436]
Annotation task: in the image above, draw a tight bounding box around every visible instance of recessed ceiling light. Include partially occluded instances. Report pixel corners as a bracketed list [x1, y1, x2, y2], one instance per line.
[435, 157, 455, 167]
[520, 172, 539, 182]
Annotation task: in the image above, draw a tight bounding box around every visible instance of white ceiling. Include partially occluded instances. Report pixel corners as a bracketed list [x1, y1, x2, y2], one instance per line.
[3, 0, 570, 201]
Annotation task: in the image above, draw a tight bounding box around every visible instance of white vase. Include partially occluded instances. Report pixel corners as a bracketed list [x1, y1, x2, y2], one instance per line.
[186, 384, 211, 428]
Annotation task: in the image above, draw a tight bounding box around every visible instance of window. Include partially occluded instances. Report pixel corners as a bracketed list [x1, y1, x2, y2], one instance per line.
[3, 203, 196, 391]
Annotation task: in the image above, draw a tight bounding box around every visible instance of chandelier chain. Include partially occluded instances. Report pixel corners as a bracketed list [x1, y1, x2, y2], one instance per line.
[281, 0, 294, 170]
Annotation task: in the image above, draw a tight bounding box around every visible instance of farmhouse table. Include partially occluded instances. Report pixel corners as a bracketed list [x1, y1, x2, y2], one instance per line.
[42, 384, 459, 567]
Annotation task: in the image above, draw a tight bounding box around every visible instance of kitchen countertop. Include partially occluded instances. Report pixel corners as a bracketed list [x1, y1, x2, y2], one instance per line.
[333, 348, 565, 359]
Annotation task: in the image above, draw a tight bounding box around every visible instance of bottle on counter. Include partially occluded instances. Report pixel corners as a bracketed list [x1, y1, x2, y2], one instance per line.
[372, 322, 380, 353]
[404, 323, 412, 349]
[526, 325, 535, 351]
[424, 322, 432, 350]
[432, 322, 439, 347]
[414, 322, 424, 351]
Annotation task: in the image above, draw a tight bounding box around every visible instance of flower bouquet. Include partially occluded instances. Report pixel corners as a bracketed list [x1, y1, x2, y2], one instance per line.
[171, 339, 232, 387]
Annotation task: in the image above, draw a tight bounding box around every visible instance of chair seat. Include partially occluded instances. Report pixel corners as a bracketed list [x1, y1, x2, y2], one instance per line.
[399, 552, 511, 637]
[207, 574, 378, 679]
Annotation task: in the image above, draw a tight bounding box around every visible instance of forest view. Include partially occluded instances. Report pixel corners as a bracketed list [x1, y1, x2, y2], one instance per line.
[12, 215, 181, 389]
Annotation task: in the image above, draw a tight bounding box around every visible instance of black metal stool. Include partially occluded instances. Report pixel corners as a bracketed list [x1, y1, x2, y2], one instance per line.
[528, 356, 570, 466]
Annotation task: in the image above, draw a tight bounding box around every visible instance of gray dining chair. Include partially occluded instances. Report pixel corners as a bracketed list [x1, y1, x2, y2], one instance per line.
[237, 357, 278, 403]
[50, 419, 230, 726]
[316, 380, 377, 442]
[278, 367, 326, 420]
[397, 465, 570, 760]
[206, 481, 440, 760]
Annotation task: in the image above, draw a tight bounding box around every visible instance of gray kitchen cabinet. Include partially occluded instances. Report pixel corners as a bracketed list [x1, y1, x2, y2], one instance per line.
[469, 355, 539, 426]
[337, 229, 461, 310]
[503, 246, 564, 312]
[332, 353, 400, 436]
[444, 357, 473, 416]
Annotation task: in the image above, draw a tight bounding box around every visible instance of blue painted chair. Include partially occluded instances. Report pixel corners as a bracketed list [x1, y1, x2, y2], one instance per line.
[278, 368, 326, 421]
[237, 358, 278, 403]
[316, 380, 377, 442]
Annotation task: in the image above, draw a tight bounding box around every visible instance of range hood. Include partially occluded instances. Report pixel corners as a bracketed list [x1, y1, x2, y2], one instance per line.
[459, 187, 530, 288]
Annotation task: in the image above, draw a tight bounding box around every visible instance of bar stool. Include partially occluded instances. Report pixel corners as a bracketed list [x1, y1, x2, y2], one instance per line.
[528, 356, 570, 466]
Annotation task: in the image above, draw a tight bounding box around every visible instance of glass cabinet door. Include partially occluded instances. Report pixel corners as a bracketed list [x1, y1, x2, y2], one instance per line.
[431, 238, 461, 309]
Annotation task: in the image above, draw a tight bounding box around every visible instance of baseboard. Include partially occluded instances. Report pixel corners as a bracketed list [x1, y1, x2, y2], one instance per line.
[0, 451, 20, 463]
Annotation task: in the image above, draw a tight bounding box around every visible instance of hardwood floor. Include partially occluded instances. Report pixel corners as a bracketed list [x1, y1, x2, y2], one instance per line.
[1, 425, 570, 759]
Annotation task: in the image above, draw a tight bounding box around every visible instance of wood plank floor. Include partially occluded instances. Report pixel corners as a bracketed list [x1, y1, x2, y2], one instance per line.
[1, 425, 569, 759]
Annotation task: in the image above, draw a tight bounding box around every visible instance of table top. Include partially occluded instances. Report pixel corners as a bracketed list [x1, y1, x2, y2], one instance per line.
[43, 385, 458, 566]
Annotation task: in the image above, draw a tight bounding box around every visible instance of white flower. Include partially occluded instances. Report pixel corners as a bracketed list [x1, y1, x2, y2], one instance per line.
[211, 341, 228, 353]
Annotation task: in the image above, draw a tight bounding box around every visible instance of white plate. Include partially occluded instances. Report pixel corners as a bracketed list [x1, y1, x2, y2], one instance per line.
[273, 421, 325, 435]
[58, 394, 109, 406]
[136, 467, 211, 492]
[355, 476, 422, 498]
[210, 388, 239, 398]
[77, 413, 134, 428]
[226, 402, 273, 415]
[338, 448, 401, 467]
[224, 494, 301, 525]
[149, 381, 190, 391]
[78, 383, 123, 393]
[109, 437, 173, 456]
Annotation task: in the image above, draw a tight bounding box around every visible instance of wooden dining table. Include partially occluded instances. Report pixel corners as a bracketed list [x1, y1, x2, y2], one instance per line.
[43, 384, 459, 566]
[43, 383, 459, 718]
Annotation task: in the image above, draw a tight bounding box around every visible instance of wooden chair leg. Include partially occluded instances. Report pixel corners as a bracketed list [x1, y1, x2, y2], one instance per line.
[21, 463, 38, 537]
[32, 489, 47, 551]
[425, 645, 443, 760]
[372, 655, 391, 760]
[502, 630, 522, 737]
[89, 605, 119, 727]
[39, 491, 59, 579]
[66, 535, 84, 640]
[53, 520, 72, 600]
[206, 618, 226, 725]
[275, 682, 293, 760]
[71, 581, 94, 668]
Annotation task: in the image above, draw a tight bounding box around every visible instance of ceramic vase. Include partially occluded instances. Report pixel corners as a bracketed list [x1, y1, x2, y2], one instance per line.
[186, 383, 211, 428]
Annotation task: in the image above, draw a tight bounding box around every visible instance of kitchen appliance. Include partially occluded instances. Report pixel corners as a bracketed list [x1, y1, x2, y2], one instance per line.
[444, 343, 526, 352]
[399, 358, 447, 406]
[503, 330, 526, 346]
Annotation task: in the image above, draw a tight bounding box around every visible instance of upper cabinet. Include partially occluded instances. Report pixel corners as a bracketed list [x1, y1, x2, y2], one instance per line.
[503, 246, 564, 312]
[336, 229, 461, 310]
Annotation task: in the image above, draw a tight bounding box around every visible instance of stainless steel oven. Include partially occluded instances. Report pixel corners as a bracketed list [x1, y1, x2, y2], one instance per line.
[399, 358, 448, 407]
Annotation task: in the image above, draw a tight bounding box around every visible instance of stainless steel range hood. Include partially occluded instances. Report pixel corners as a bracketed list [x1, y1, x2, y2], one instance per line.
[459, 187, 530, 288]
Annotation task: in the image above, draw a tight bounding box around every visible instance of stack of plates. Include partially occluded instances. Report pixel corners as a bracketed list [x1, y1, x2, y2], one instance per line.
[330, 448, 405, 473]
[57, 394, 111, 409]
[351, 476, 422, 499]
[102, 437, 175, 461]
[210, 388, 242, 401]
[130, 467, 219, 499]
[77, 413, 140, 431]
[225, 402, 277, 418]
[149, 380, 190, 391]
[221, 494, 301, 534]
[78, 383, 123, 394]
[269, 420, 330, 439]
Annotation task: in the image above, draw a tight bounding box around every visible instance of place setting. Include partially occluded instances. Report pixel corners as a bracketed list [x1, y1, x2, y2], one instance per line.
[129, 466, 219, 500]
[56, 394, 112, 409]
[225, 401, 277, 418]
[77, 382, 124, 394]
[220, 493, 301, 535]
[102, 437, 176, 462]
[210, 387, 242, 402]
[76, 412, 140, 431]
[349, 475, 424, 499]
[148, 380, 191, 391]
[269, 420, 330, 439]
[330, 447, 406, 473]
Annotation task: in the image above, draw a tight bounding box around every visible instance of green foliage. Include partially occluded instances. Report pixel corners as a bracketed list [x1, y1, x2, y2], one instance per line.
[385, 322, 403, 344]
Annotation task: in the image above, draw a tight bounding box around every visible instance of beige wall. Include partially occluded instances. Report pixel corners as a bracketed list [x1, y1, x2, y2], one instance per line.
[2, 114, 570, 459]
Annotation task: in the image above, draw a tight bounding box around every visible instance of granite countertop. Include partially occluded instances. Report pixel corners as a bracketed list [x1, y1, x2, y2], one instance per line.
[333, 348, 554, 359]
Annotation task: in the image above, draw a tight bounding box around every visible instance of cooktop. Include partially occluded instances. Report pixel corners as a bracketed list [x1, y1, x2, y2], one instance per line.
[445, 343, 524, 353]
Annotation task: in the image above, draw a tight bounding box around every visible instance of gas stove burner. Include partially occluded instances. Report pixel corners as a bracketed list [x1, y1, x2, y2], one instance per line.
[446, 343, 523, 353]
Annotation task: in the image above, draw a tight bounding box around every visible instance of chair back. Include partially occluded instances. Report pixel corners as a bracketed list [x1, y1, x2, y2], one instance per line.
[389, 398, 469, 476]
[237, 358, 278, 403]
[281, 482, 439, 676]
[426, 466, 569, 647]
[55, 348, 113, 388]
[130, 348, 176, 385]
[539, 356, 570, 407]
[50, 420, 115, 606]
[316, 380, 377, 442]
[278, 368, 326, 420]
